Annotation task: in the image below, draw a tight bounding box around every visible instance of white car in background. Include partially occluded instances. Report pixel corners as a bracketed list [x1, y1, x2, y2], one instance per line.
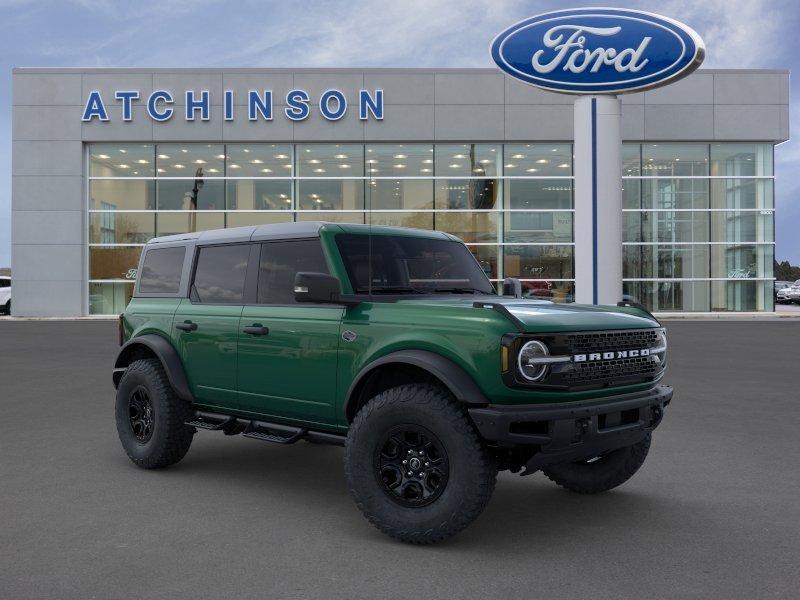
[0, 276, 10, 314]
[780, 280, 800, 304]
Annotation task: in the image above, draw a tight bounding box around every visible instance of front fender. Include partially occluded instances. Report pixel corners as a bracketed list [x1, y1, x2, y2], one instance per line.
[113, 333, 193, 402]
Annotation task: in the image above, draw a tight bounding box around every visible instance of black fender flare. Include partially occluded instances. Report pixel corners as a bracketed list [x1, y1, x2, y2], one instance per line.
[344, 349, 488, 421]
[113, 334, 193, 402]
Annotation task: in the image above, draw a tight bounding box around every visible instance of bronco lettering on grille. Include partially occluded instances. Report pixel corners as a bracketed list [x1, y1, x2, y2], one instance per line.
[573, 348, 651, 362]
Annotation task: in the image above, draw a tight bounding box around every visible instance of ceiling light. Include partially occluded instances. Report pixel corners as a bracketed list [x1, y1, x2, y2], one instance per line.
[394, 164, 406, 169]
[339, 164, 350, 169]
[118, 164, 130, 169]
[243, 148, 250, 153]
[308, 159, 321, 164]
[558, 163, 570, 168]
[452, 154, 466, 159]
[512, 154, 525, 159]
[261, 168, 272, 173]
[334, 154, 348, 159]
[422, 159, 433, 164]
[157, 168, 165, 173]
[366, 159, 377, 164]
[158, 154, 170, 160]
[313, 168, 325, 173]
[208, 168, 219, 173]
[119, 149, 127, 153]
[229, 164, 241, 169]
[284, 164, 292, 169]
[526, 168, 539, 173]
[173, 164, 185, 169]
[505, 164, 516, 168]
[97, 154, 110, 159]
[449, 164, 461, 169]
[194, 159, 206, 164]
[420, 168, 431, 173]
[274, 154, 288, 159]
[394, 154, 407, 159]
[479, 159, 491, 164]
[215, 154, 226, 159]
[536, 159, 549, 164]
[250, 159, 263, 164]
[180, 149, 188, 153]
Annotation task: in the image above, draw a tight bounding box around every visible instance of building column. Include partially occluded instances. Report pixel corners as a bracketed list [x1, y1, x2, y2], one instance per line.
[573, 95, 623, 305]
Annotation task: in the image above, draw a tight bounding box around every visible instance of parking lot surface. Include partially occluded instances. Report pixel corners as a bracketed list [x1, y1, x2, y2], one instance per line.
[1, 320, 798, 599]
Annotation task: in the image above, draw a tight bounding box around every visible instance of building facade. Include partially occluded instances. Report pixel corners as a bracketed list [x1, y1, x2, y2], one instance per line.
[11, 67, 789, 316]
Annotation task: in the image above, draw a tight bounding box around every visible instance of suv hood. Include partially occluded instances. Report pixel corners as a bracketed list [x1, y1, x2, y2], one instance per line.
[396, 297, 659, 332]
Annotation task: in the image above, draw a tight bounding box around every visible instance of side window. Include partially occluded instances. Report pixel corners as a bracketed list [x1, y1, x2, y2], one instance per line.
[139, 247, 185, 294]
[192, 244, 251, 304]
[258, 240, 329, 304]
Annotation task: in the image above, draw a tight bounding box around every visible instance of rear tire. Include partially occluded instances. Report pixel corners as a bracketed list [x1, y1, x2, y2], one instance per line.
[345, 384, 496, 544]
[542, 434, 651, 494]
[115, 358, 194, 469]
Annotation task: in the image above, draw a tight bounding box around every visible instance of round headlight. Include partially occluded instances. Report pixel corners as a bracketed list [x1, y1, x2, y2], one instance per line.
[517, 340, 550, 382]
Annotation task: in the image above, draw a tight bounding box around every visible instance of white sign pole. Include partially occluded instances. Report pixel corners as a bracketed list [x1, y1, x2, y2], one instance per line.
[573, 95, 623, 305]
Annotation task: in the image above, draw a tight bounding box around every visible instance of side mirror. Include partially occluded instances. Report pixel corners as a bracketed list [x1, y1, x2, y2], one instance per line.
[502, 277, 523, 299]
[294, 272, 360, 306]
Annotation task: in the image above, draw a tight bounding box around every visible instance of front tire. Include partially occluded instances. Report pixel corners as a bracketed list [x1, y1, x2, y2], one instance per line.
[345, 384, 497, 544]
[542, 434, 651, 494]
[115, 358, 194, 469]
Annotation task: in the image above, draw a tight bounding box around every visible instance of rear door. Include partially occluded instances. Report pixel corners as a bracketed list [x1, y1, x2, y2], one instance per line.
[237, 239, 343, 425]
[173, 242, 255, 411]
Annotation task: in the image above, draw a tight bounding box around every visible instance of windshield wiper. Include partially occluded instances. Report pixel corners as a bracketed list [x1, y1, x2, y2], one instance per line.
[355, 286, 427, 295]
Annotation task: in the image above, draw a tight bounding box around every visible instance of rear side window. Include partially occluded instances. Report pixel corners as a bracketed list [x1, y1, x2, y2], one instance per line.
[138, 247, 185, 294]
[192, 244, 251, 304]
[0, 279, 9, 288]
[258, 240, 329, 304]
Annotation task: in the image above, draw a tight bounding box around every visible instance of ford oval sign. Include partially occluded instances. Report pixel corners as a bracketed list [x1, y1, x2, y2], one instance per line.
[491, 8, 705, 94]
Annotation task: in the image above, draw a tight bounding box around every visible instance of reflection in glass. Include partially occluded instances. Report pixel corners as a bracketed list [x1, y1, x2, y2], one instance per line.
[623, 244, 710, 279]
[641, 143, 708, 176]
[434, 179, 498, 210]
[505, 179, 572, 210]
[226, 180, 292, 210]
[90, 180, 155, 211]
[504, 245, 574, 279]
[710, 143, 773, 177]
[434, 212, 498, 243]
[366, 144, 433, 177]
[225, 144, 293, 177]
[641, 178, 708, 210]
[711, 280, 773, 312]
[710, 244, 773, 279]
[90, 212, 154, 244]
[367, 178, 433, 210]
[296, 211, 364, 224]
[225, 212, 293, 228]
[297, 144, 364, 177]
[156, 144, 225, 177]
[157, 179, 224, 211]
[297, 179, 364, 211]
[155, 211, 224, 236]
[622, 144, 641, 176]
[504, 212, 573, 243]
[638, 210, 709, 243]
[89, 282, 134, 315]
[90, 144, 154, 177]
[89, 246, 143, 280]
[503, 144, 572, 177]
[711, 210, 774, 244]
[435, 144, 502, 177]
[711, 179, 773, 210]
[623, 281, 710, 312]
[368, 211, 433, 230]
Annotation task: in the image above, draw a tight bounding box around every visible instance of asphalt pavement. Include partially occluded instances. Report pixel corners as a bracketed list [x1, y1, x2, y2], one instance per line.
[1, 320, 798, 599]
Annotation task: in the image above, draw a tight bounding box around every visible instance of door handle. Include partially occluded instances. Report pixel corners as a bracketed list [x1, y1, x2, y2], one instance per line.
[175, 320, 198, 332]
[242, 324, 269, 336]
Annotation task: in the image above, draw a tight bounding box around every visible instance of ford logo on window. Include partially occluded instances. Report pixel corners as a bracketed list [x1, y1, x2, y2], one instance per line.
[491, 8, 705, 94]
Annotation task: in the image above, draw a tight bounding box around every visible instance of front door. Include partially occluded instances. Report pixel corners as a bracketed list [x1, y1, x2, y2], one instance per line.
[237, 239, 343, 425]
[173, 242, 254, 411]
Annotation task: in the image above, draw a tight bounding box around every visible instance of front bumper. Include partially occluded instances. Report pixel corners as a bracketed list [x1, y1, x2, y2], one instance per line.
[468, 385, 672, 473]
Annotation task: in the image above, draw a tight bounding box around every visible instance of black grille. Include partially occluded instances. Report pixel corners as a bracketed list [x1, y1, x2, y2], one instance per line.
[567, 329, 660, 354]
[563, 355, 659, 387]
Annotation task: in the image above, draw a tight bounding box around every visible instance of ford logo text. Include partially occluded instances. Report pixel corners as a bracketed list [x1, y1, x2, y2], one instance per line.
[491, 8, 704, 94]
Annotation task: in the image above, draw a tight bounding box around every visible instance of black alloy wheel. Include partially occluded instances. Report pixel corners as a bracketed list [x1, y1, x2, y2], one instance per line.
[375, 424, 449, 507]
[128, 386, 154, 443]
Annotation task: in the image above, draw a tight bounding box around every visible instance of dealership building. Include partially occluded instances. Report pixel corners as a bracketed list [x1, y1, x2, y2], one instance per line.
[10, 67, 789, 316]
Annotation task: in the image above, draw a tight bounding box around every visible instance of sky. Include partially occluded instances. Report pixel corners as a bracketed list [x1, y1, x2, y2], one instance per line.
[1, 0, 799, 268]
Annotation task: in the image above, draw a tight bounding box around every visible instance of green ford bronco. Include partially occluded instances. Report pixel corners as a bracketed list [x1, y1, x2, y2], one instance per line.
[114, 222, 671, 544]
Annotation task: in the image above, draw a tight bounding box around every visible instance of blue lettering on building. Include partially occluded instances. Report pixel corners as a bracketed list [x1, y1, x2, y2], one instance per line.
[80, 88, 384, 122]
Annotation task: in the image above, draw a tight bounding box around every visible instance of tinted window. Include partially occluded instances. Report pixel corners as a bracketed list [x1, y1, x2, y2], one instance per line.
[138, 247, 185, 294]
[258, 240, 329, 304]
[0, 279, 8, 288]
[193, 244, 250, 304]
[335, 234, 495, 295]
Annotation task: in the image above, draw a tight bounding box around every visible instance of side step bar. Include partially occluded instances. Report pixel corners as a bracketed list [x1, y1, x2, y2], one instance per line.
[186, 410, 346, 446]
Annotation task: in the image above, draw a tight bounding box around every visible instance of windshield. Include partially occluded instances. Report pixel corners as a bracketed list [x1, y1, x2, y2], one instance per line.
[335, 233, 496, 295]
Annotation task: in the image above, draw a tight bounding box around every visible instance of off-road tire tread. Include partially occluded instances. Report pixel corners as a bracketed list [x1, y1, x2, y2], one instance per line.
[542, 434, 651, 494]
[345, 384, 496, 544]
[116, 358, 194, 469]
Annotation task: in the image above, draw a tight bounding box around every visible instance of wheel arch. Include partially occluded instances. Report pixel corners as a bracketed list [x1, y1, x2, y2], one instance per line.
[343, 349, 488, 423]
[113, 334, 193, 402]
